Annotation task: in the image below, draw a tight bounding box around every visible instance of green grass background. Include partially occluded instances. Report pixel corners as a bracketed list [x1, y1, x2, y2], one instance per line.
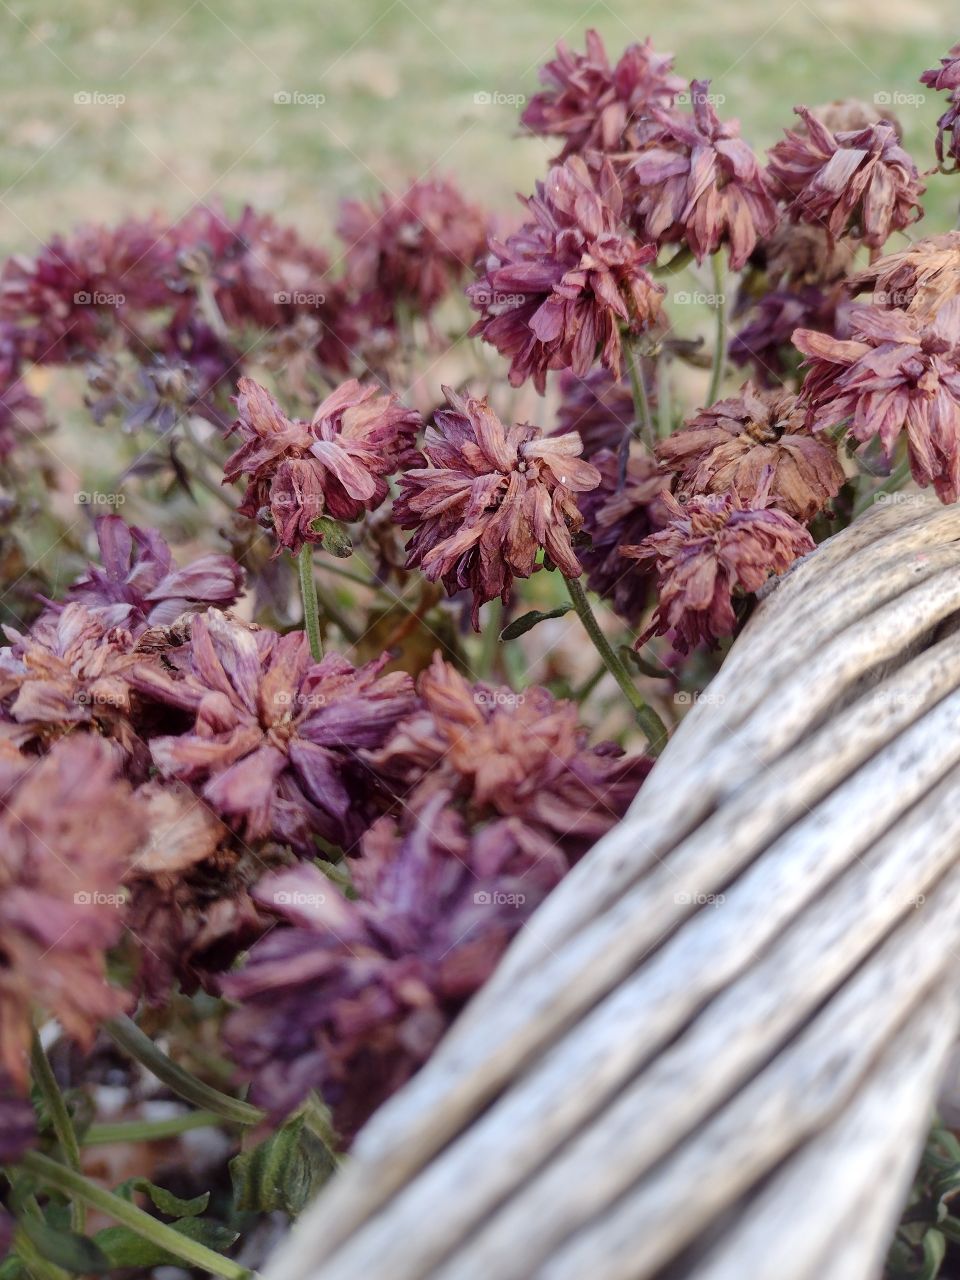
[1, 0, 957, 257]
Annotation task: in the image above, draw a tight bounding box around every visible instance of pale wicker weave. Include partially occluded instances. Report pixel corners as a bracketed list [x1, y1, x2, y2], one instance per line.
[265, 490, 960, 1280]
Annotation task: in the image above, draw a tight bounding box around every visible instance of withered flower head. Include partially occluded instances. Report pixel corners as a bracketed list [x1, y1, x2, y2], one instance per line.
[811, 99, 903, 136]
[394, 387, 601, 627]
[0, 375, 48, 459]
[225, 377, 421, 554]
[767, 107, 924, 249]
[0, 603, 148, 765]
[576, 447, 672, 622]
[921, 45, 960, 93]
[131, 609, 417, 854]
[467, 155, 664, 393]
[794, 300, 960, 503]
[623, 490, 814, 653]
[123, 780, 270, 1003]
[920, 45, 960, 166]
[849, 232, 960, 317]
[222, 804, 549, 1138]
[657, 383, 845, 521]
[520, 29, 683, 159]
[554, 367, 640, 458]
[730, 284, 852, 386]
[338, 177, 489, 321]
[64, 515, 244, 633]
[0, 736, 145, 1083]
[365, 652, 649, 865]
[630, 81, 778, 269]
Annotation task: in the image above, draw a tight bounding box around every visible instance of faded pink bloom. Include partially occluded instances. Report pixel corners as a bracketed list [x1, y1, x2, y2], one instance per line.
[0, 604, 150, 768]
[629, 81, 778, 269]
[521, 29, 683, 159]
[0, 736, 145, 1083]
[63, 515, 244, 633]
[624, 491, 814, 652]
[130, 609, 417, 854]
[794, 301, 960, 503]
[338, 177, 488, 322]
[467, 156, 664, 393]
[225, 377, 421, 554]
[365, 653, 650, 864]
[921, 43, 960, 165]
[394, 387, 601, 627]
[658, 383, 845, 521]
[849, 232, 960, 317]
[767, 107, 924, 249]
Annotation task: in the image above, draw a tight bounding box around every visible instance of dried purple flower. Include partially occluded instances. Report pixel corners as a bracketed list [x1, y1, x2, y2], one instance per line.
[554, 367, 640, 458]
[338, 177, 488, 322]
[921, 45, 960, 167]
[575, 448, 672, 623]
[794, 301, 960, 503]
[63, 515, 244, 633]
[623, 490, 814, 653]
[520, 29, 683, 159]
[366, 653, 649, 863]
[849, 232, 960, 317]
[394, 387, 601, 627]
[0, 604, 149, 766]
[225, 377, 421, 554]
[766, 107, 924, 249]
[0, 736, 145, 1083]
[629, 82, 778, 269]
[130, 609, 417, 854]
[657, 383, 845, 521]
[467, 156, 664, 393]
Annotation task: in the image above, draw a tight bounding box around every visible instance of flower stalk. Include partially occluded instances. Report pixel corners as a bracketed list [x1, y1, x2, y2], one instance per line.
[706, 253, 727, 407]
[297, 544, 324, 661]
[30, 1031, 85, 1232]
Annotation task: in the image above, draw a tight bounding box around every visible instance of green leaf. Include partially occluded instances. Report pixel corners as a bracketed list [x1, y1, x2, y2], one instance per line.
[95, 1217, 238, 1269]
[312, 517, 353, 558]
[230, 1116, 335, 1216]
[19, 1218, 111, 1274]
[113, 1177, 208, 1219]
[499, 604, 573, 641]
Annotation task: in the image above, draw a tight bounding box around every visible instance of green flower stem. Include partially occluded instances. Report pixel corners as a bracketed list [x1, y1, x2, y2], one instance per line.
[30, 1032, 84, 1233]
[19, 1152, 255, 1280]
[565, 576, 668, 754]
[12, 1225, 71, 1280]
[706, 253, 727, 407]
[853, 454, 912, 517]
[81, 1110, 221, 1146]
[105, 1017, 264, 1128]
[624, 335, 656, 454]
[297, 544, 323, 661]
[656, 353, 672, 440]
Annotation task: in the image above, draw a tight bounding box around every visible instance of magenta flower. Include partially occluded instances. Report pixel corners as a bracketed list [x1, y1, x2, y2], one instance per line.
[629, 81, 778, 269]
[624, 491, 814, 653]
[63, 515, 244, 633]
[225, 377, 421, 554]
[394, 387, 600, 627]
[794, 301, 960, 503]
[521, 29, 683, 159]
[0, 736, 145, 1084]
[130, 609, 417, 854]
[467, 156, 664, 392]
[767, 107, 924, 249]
[338, 177, 489, 323]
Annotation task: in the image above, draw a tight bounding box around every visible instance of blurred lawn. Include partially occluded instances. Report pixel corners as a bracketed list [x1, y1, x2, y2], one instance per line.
[1, 0, 957, 256]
